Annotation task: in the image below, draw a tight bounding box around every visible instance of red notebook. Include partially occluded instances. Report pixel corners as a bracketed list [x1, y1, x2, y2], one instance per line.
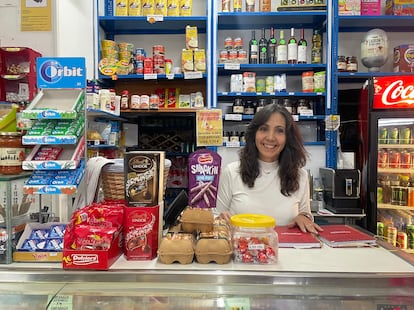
[317, 225, 377, 248]
[275, 226, 321, 249]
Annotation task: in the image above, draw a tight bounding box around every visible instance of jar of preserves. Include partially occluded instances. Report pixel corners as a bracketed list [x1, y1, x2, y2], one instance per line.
[0, 132, 25, 175]
[337, 55, 347, 71]
[231, 214, 278, 264]
[346, 56, 358, 72]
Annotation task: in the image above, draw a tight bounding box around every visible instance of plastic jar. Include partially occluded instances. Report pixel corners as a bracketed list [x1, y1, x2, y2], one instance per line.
[0, 132, 25, 175]
[230, 214, 278, 264]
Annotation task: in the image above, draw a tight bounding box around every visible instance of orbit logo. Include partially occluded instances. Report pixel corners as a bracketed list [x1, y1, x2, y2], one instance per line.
[39, 60, 84, 84]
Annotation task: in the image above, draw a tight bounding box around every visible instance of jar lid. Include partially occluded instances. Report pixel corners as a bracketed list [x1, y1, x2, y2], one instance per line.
[230, 214, 276, 228]
[0, 131, 22, 136]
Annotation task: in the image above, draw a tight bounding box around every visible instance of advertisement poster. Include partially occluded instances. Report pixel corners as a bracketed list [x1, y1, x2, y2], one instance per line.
[21, 0, 52, 32]
[196, 109, 223, 146]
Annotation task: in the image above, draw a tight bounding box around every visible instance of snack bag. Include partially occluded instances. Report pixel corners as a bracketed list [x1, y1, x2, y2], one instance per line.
[188, 149, 221, 209]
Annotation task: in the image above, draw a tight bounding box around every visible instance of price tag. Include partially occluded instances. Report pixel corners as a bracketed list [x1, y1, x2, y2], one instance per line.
[299, 110, 314, 116]
[146, 15, 164, 23]
[144, 74, 157, 80]
[225, 141, 241, 148]
[47, 294, 73, 310]
[184, 71, 203, 79]
[225, 114, 243, 121]
[166, 73, 175, 80]
[225, 297, 250, 310]
[256, 92, 262, 95]
[292, 115, 299, 121]
[224, 63, 240, 70]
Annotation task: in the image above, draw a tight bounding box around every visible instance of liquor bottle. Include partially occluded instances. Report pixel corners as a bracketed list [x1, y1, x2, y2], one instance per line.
[287, 27, 298, 64]
[249, 30, 258, 64]
[258, 28, 268, 64]
[311, 29, 322, 64]
[297, 28, 308, 64]
[267, 27, 277, 64]
[276, 30, 287, 64]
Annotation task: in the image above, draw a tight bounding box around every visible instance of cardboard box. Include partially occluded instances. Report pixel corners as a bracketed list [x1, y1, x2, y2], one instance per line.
[62, 226, 123, 270]
[13, 222, 66, 262]
[393, 44, 414, 72]
[361, 0, 382, 15]
[338, 0, 360, 15]
[123, 205, 160, 260]
[386, 0, 414, 15]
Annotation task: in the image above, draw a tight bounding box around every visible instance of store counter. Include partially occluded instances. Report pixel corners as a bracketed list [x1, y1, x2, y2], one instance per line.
[0, 241, 413, 309]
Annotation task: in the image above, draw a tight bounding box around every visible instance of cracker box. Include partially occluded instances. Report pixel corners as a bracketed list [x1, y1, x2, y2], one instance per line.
[361, 0, 382, 15]
[185, 25, 198, 50]
[338, 0, 361, 15]
[181, 49, 194, 72]
[124, 151, 166, 206]
[393, 44, 414, 72]
[123, 205, 160, 260]
[386, 0, 414, 15]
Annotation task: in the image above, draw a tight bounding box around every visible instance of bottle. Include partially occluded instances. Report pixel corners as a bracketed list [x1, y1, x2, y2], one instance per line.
[120, 90, 129, 110]
[297, 28, 307, 64]
[267, 27, 277, 64]
[244, 100, 255, 115]
[245, 0, 255, 12]
[287, 28, 298, 64]
[313, 177, 324, 211]
[311, 29, 322, 64]
[276, 30, 287, 64]
[232, 98, 244, 114]
[233, 0, 242, 12]
[258, 28, 268, 64]
[249, 30, 258, 64]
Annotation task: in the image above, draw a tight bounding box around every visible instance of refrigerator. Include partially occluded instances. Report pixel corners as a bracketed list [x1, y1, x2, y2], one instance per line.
[358, 75, 414, 249]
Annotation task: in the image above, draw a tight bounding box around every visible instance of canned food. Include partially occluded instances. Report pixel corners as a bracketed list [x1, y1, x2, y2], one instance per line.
[397, 231, 408, 249]
[387, 226, 397, 246]
[224, 37, 233, 50]
[153, 45, 165, 56]
[219, 50, 229, 63]
[233, 37, 244, 50]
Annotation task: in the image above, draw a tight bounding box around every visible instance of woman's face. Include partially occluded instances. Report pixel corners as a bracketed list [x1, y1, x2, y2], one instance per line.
[255, 112, 286, 162]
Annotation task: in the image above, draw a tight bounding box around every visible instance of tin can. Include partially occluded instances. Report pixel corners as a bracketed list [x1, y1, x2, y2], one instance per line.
[408, 187, 414, 207]
[389, 150, 400, 168]
[237, 49, 248, 63]
[387, 226, 397, 246]
[407, 225, 414, 249]
[391, 186, 401, 205]
[377, 186, 383, 203]
[224, 37, 233, 50]
[229, 49, 238, 62]
[401, 150, 411, 168]
[153, 45, 165, 56]
[389, 127, 399, 144]
[234, 37, 244, 50]
[219, 50, 229, 63]
[165, 58, 172, 74]
[401, 127, 411, 145]
[377, 222, 384, 238]
[397, 231, 408, 249]
[378, 150, 388, 168]
[379, 127, 388, 144]
[399, 187, 408, 206]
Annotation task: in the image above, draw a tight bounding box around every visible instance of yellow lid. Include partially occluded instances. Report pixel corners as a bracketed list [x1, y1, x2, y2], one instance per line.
[230, 214, 276, 228]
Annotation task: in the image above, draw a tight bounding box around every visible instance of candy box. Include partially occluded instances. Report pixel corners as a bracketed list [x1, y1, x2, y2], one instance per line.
[361, 0, 381, 15]
[386, 0, 414, 15]
[338, 0, 361, 15]
[393, 44, 414, 72]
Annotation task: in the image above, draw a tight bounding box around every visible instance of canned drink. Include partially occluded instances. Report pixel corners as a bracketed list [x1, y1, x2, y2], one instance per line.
[389, 150, 400, 168]
[407, 225, 414, 249]
[379, 127, 388, 144]
[391, 186, 401, 205]
[377, 186, 383, 203]
[387, 226, 397, 246]
[377, 222, 384, 238]
[378, 150, 388, 168]
[389, 127, 399, 144]
[409, 187, 414, 207]
[400, 150, 411, 168]
[397, 231, 408, 249]
[399, 187, 408, 206]
[401, 127, 411, 144]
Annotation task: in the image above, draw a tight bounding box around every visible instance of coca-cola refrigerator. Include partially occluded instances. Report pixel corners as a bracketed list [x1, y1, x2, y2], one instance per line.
[358, 75, 414, 249]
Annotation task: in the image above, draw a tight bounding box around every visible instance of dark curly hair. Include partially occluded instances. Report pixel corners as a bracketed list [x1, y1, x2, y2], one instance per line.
[239, 103, 308, 196]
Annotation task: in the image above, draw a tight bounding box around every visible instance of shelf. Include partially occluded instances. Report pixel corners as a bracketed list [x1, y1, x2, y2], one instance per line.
[98, 72, 207, 80]
[338, 15, 414, 32]
[378, 167, 414, 174]
[337, 72, 414, 83]
[379, 143, 414, 149]
[223, 113, 325, 121]
[218, 91, 326, 97]
[217, 63, 326, 75]
[217, 12, 327, 30]
[98, 16, 208, 35]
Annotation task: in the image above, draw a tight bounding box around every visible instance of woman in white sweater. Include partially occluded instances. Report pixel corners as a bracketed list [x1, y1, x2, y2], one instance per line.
[216, 103, 322, 234]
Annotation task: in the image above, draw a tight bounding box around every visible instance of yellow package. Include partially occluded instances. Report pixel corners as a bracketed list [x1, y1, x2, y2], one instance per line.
[193, 49, 206, 72]
[128, 0, 142, 15]
[180, 0, 192, 16]
[115, 0, 128, 16]
[167, 0, 180, 16]
[142, 0, 155, 15]
[181, 49, 194, 72]
[185, 25, 198, 50]
[154, 0, 168, 15]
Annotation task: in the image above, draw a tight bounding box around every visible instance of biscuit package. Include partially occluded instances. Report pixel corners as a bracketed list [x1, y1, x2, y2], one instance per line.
[188, 149, 221, 209]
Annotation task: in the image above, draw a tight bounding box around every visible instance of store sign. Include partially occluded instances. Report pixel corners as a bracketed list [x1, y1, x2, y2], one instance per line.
[373, 75, 414, 109]
[37, 57, 86, 89]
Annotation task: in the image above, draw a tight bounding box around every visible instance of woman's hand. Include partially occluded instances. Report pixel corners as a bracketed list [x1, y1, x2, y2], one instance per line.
[219, 211, 232, 223]
[287, 213, 323, 234]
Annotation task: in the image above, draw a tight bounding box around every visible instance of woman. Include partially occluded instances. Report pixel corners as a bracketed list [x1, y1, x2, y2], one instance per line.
[216, 103, 322, 234]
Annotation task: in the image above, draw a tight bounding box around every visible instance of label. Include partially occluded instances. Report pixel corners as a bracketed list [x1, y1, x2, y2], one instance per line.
[0, 147, 25, 166]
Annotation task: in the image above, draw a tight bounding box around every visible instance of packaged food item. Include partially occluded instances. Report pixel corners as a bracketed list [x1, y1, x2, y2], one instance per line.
[142, 0, 155, 15]
[167, 0, 179, 15]
[193, 49, 206, 72]
[243, 71, 256, 92]
[128, 0, 142, 15]
[115, 0, 128, 16]
[158, 233, 195, 264]
[154, 0, 167, 15]
[180, 207, 214, 233]
[313, 71, 326, 92]
[274, 73, 287, 92]
[181, 49, 194, 72]
[179, 0, 192, 16]
[185, 25, 198, 50]
[302, 71, 314, 92]
[0, 132, 24, 175]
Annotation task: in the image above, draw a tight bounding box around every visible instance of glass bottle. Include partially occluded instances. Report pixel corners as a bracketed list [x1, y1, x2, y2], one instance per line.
[244, 100, 255, 115]
[232, 98, 244, 114]
[258, 28, 268, 64]
[267, 27, 277, 64]
[233, 0, 242, 12]
[246, 0, 255, 12]
[287, 28, 298, 64]
[311, 29, 322, 64]
[249, 31, 258, 64]
[276, 30, 287, 64]
[297, 28, 307, 64]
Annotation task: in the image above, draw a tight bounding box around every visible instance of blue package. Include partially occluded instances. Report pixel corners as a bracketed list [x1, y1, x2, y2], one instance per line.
[44, 238, 63, 251]
[48, 224, 66, 238]
[29, 229, 49, 239]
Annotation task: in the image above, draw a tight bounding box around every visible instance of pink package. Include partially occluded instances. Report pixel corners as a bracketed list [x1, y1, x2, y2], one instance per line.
[188, 149, 222, 209]
[361, 0, 382, 15]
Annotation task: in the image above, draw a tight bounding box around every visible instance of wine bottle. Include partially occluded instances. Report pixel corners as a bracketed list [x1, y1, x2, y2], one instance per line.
[297, 28, 308, 64]
[267, 27, 277, 64]
[287, 27, 298, 64]
[276, 30, 287, 64]
[311, 29, 322, 64]
[249, 30, 258, 64]
[258, 28, 268, 64]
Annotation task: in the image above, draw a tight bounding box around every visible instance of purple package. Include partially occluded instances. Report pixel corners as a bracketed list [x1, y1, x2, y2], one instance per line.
[188, 149, 221, 209]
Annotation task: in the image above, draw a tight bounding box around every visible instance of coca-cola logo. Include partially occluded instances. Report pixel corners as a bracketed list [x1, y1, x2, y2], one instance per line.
[373, 76, 414, 109]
